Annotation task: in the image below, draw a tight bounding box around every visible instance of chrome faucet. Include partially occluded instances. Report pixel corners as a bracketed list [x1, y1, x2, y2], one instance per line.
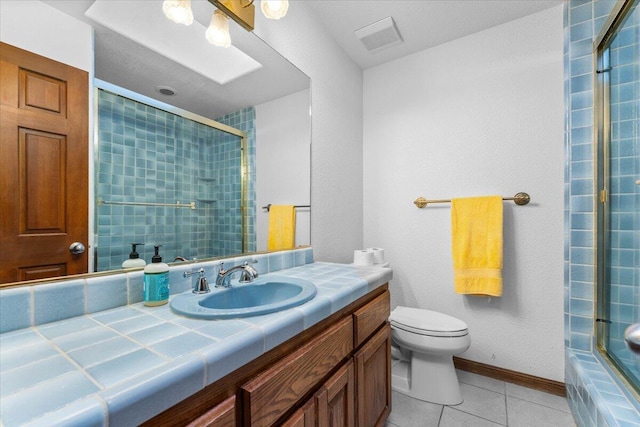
[184, 268, 210, 294]
[215, 261, 258, 288]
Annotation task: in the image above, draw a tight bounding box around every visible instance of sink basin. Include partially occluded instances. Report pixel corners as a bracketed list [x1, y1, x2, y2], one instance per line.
[170, 275, 317, 319]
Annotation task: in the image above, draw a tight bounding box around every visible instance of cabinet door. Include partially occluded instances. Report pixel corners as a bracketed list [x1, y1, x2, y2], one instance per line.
[354, 324, 391, 427]
[316, 360, 355, 427]
[242, 317, 353, 427]
[282, 398, 316, 427]
[185, 395, 235, 427]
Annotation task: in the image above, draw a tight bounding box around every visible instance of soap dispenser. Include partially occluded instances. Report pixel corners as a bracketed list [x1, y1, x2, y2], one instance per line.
[122, 243, 146, 269]
[143, 245, 170, 306]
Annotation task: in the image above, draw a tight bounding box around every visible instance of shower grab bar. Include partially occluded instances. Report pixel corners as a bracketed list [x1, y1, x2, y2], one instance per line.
[262, 204, 311, 212]
[98, 198, 196, 209]
[414, 192, 530, 208]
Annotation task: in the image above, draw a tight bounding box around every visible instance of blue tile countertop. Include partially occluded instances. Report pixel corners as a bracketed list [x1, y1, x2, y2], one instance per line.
[0, 259, 392, 426]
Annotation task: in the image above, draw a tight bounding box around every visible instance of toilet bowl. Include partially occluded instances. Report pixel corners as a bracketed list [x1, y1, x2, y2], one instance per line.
[389, 306, 471, 405]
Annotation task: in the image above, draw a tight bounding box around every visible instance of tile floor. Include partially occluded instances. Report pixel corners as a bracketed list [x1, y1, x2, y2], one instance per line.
[386, 370, 576, 427]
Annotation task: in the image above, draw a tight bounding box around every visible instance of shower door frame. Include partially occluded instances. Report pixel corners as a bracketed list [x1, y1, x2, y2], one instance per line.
[594, 0, 640, 397]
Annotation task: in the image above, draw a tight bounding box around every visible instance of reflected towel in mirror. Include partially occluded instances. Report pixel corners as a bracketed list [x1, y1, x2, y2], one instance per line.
[268, 205, 296, 250]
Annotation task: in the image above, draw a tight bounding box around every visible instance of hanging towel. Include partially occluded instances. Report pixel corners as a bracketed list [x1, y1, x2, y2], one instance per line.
[268, 205, 296, 251]
[451, 196, 503, 296]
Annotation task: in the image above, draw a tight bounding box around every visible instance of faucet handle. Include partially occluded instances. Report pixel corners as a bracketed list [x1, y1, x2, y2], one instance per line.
[184, 268, 210, 294]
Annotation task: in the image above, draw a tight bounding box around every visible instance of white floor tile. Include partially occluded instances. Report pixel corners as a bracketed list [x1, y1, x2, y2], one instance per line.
[454, 383, 507, 425]
[386, 373, 577, 427]
[506, 396, 576, 427]
[440, 406, 505, 426]
[386, 391, 443, 427]
[505, 383, 571, 414]
[457, 370, 506, 394]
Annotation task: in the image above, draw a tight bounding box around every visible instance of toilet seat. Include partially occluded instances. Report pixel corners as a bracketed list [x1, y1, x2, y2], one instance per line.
[390, 306, 468, 337]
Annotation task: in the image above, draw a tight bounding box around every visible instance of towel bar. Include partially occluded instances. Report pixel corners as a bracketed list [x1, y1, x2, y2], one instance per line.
[414, 192, 530, 208]
[262, 204, 311, 212]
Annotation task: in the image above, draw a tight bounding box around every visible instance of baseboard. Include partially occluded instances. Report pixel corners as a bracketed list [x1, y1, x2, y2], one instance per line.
[453, 357, 566, 397]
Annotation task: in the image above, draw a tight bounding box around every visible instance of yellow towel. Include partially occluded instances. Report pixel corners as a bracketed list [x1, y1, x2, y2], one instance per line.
[267, 205, 296, 251]
[451, 196, 503, 296]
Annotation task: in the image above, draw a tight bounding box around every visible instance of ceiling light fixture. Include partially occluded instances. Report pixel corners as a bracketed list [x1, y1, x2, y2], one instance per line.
[163, 0, 289, 48]
[205, 10, 232, 48]
[261, 0, 289, 20]
[162, 0, 194, 26]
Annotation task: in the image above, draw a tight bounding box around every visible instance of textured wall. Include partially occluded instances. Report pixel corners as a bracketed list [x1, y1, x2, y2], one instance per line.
[363, 6, 565, 381]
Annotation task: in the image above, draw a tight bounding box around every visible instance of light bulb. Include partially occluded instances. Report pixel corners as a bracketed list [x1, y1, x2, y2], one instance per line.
[261, 0, 288, 19]
[205, 10, 231, 48]
[163, 0, 194, 25]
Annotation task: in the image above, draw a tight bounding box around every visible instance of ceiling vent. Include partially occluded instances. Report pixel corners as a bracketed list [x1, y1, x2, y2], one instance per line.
[355, 16, 403, 53]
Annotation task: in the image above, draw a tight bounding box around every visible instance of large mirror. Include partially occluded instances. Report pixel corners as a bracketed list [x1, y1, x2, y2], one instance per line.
[3, 0, 310, 284]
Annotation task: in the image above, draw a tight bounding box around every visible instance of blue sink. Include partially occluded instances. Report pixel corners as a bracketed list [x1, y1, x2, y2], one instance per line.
[170, 275, 317, 319]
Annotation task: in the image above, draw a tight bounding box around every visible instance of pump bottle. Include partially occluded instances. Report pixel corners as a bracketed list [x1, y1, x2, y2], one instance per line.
[143, 245, 170, 306]
[122, 243, 146, 269]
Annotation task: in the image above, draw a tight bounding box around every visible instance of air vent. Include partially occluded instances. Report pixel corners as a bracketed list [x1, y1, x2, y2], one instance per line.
[355, 16, 403, 53]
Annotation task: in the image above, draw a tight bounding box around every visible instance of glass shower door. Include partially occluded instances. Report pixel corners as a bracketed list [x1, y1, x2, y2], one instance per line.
[596, 0, 640, 394]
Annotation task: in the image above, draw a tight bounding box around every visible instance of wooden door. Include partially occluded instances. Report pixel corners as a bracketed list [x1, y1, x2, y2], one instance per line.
[316, 360, 355, 427]
[354, 324, 391, 427]
[0, 42, 89, 284]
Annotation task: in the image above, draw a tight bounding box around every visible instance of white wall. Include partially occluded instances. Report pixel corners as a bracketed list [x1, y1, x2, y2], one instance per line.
[0, 1, 92, 72]
[253, 4, 364, 263]
[255, 89, 311, 250]
[363, 6, 565, 381]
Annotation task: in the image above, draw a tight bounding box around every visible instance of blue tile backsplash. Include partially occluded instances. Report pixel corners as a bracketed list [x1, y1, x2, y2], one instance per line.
[564, 1, 640, 425]
[96, 90, 256, 271]
[0, 247, 314, 335]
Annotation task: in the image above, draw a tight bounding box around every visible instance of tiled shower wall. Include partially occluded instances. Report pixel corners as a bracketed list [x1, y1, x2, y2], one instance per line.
[607, 3, 640, 361]
[564, 1, 640, 426]
[96, 90, 255, 270]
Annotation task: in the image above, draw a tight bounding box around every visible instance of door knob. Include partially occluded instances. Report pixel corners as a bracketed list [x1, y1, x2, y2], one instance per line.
[624, 323, 640, 355]
[69, 242, 86, 255]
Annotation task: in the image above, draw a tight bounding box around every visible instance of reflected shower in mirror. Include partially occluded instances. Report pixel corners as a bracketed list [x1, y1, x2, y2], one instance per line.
[2, 0, 310, 285]
[95, 84, 251, 271]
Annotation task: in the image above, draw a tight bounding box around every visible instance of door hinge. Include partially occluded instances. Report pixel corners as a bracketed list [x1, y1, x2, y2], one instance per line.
[600, 189, 608, 203]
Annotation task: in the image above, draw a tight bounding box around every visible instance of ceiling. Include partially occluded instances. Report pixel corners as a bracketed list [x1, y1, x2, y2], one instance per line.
[42, 0, 309, 119]
[305, 0, 566, 70]
[39, 0, 565, 118]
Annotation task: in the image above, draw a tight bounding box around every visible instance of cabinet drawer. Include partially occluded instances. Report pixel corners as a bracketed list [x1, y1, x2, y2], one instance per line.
[353, 290, 390, 348]
[242, 316, 354, 427]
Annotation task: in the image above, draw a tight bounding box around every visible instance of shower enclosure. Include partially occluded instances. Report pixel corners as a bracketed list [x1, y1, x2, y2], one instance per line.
[95, 83, 250, 271]
[595, 0, 640, 395]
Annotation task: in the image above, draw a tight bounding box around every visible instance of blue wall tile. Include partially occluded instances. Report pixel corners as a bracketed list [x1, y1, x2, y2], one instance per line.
[33, 280, 85, 326]
[0, 287, 32, 333]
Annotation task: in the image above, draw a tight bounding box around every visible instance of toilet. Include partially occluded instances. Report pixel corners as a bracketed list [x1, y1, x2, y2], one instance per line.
[389, 306, 471, 405]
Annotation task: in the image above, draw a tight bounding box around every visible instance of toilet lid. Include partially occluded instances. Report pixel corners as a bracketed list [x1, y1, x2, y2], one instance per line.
[390, 306, 468, 337]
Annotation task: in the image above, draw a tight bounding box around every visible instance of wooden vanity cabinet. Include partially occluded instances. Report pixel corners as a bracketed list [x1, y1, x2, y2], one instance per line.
[185, 396, 235, 427]
[145, 286, 390, 427]
[282, 399, 316, 427]
[315, 360, 355, 427]
[354, 325, 392, 427]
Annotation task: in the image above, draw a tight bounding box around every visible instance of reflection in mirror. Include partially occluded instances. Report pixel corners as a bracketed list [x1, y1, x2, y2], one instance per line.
[2, 0, 310, 285]
[95, 82, 250, 271]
